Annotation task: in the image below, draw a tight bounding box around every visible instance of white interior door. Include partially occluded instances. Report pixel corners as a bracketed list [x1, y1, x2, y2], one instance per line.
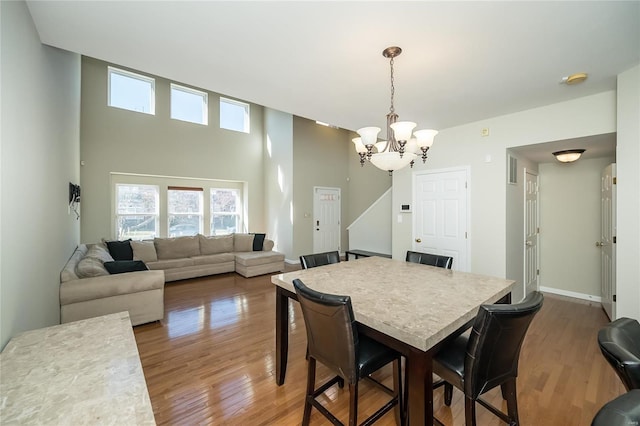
[524, 170, 539, 296]
[413, 169, 469, 271]
[600, 164, 616, 320]
[313, 187, 341, 253]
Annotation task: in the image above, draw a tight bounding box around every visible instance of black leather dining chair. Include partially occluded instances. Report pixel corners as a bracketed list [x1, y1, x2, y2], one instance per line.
[293, 278, 403, 426]
[598, 317, 640, 390]
[300, 251, 340, 269]
[405, 250, 453, 269]
[592, 390, 640, 426]
[432, 291, 544, 426]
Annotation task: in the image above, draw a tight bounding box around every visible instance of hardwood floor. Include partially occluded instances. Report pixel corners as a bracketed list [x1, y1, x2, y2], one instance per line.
[134, 268, 625, 425]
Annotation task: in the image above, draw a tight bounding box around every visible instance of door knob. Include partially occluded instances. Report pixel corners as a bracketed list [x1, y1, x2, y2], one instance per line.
[415, 238, 421, 243]
[596, 241, 607, 247]
[525, 241, 533, 246]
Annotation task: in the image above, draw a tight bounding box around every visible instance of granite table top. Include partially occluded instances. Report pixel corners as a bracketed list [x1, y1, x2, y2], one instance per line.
[0, 311, 155, 425]
[272, 256, 515, 352]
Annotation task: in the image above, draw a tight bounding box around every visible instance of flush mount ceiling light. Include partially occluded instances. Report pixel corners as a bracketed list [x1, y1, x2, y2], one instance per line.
[553, 149, 586, 163]
[560, 72, 588, 85]
[353, 46, 438, 175]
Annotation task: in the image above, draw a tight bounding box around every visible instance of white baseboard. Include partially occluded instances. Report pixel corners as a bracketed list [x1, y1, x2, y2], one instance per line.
[539, 286, 602, 303]
[285, 258, 300, 265]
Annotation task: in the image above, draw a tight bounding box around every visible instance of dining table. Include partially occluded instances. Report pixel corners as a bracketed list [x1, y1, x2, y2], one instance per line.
[272, 256, 515, 426]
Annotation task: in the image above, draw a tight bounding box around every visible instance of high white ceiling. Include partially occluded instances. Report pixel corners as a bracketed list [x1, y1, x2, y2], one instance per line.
[27, 1, 638, 160]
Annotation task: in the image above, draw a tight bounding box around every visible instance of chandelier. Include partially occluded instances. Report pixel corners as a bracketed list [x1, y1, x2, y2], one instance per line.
[353, 46, 438, 175]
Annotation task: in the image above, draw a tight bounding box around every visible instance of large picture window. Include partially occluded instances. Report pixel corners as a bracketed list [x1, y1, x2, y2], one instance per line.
[168, 187, 203, 237]
[116, 184, 159, 240]
[210, 189, 241, 235]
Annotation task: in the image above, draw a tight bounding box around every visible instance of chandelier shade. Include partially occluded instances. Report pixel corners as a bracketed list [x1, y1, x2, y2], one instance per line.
[354, 46, 438, 174]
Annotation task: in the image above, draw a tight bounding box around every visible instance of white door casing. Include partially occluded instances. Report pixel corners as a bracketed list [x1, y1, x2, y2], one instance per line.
[413, 168, 469, 271]
[600, 164, 616, 320]
[313, 187, 341, 253]
[524, 170, 539, 296]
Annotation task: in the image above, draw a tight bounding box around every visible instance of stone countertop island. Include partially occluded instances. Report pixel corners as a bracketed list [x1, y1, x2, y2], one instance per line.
[0, 311, 155, 425]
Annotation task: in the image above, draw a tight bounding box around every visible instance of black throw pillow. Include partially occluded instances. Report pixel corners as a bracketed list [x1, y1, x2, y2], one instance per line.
[103, 260, 148, 274]
[106, 239, 133, 261]
[251, 233, 266, 251]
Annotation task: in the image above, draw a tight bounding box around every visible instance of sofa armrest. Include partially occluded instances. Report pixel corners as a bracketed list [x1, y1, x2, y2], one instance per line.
[60, 270, 165, 305]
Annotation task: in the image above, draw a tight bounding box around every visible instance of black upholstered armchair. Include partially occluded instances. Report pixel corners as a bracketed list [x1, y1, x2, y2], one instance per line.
[299, 251, 340, 269]
[433, 291, 544, 426]
[405, 250, 453, 269]
[592, 390, 640, 426]
[598, 317, 640, 391]
[293, 279, 403, 426]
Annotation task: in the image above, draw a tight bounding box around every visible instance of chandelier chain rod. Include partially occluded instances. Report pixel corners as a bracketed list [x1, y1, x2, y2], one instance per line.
[389, 56, 395, 115]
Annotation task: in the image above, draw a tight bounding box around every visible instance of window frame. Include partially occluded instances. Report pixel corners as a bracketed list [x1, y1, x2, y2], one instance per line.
[107, 66, 156, 115]
[167, 186, 204, 237]
[210, 188, 242, 236]
[219, 97, 250, 133]
[170, 83, 208, 125]
[115, 183, 160, 240]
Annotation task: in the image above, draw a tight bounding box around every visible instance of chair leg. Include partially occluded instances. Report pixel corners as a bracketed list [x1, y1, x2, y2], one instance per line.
[464, 395, 477, 426]
[302, 358, 316, 426]
[444, 382, 453, 406]
[501, 378, 520, 425]
[348, 382, 359, 426]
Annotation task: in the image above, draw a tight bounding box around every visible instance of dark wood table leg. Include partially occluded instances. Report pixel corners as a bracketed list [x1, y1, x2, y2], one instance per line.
[406, 348, 434, 426]
[275, 286, 289, 385]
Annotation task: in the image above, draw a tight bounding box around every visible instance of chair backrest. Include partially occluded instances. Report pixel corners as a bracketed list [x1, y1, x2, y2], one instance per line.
[465, 291, 544, 399]
[598, 317, 640, 391]
[293, 278, 359, 383]
[299, 251, 340, 269]
[406, 250, 453, 269]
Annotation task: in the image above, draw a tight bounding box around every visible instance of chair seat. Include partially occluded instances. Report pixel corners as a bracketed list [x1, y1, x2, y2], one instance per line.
[592, 390, 640, 426]
[358, 335, 400, 378]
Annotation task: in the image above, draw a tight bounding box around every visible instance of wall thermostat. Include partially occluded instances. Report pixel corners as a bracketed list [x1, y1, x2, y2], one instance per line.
[401, 204, 411, 212]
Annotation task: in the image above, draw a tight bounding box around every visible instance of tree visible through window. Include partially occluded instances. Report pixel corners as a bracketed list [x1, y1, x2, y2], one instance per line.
[211, 189, 240, 235]
[168, 188, 203, 237]
[116, 184, 159, 240]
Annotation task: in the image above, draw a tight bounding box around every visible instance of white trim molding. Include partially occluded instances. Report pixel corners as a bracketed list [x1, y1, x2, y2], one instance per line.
[539, 286, 602, 303]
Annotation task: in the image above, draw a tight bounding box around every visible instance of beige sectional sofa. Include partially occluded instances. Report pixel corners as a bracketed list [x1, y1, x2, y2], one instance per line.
[59, 234, 284, 325]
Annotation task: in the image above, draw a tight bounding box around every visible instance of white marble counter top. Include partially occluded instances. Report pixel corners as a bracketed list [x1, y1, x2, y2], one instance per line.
[272, 256, 515, 352]
[0, 312, 155, 425]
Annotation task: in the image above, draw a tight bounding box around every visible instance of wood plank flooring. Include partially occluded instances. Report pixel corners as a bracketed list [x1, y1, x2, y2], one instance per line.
[133, 268, 625, 425]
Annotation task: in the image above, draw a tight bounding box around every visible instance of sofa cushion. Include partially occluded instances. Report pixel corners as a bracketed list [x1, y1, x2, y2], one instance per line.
[191, 253, 235, 266]
[60, 270, 165, 305]
[199, 234, 233, 255]
[263, 239, 274, 251]
[76, 256, 109, 278]
[146, 258, 195, 270]
[252, 233, 266, 251]
[234, 233, 254, 252]
[61, 245, 88, 282]
[131, 240, 158, 263]
[154, 236, 200, 260]
[105, 239, 134, 261]
[235, 251, 285, 267]
[104, 260, 149, 274]
[86, 243, 114, 263]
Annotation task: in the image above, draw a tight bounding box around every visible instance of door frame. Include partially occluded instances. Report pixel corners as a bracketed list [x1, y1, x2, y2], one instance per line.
[412, 166, 471, 271]
[312, 186, 341, 253]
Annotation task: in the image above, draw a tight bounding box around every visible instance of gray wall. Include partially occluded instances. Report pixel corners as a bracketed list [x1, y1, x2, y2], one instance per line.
[1, 1, 81, 349]
[616, 64, 640, 320]
[538, 157, 614, 298]
[291, 117, 351, 258]
[80, 57, 265, 243]
[392, 91, 616, 279]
